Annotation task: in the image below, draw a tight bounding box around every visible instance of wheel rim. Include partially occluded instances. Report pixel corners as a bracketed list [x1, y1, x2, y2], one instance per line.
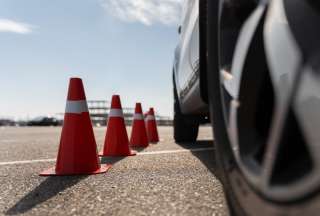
[218, 0, 320, 202]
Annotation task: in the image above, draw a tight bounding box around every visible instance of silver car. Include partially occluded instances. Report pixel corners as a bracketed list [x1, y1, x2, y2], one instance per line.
[173, 0, 320, 215]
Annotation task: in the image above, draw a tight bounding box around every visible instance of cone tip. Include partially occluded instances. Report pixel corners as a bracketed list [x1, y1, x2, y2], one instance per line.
[70, 77, 82, 82]
[111, 95, 122, 109]
[135, 103, 142, 114]
[149, 107, 155, 115]
[67, 77, 86, 100]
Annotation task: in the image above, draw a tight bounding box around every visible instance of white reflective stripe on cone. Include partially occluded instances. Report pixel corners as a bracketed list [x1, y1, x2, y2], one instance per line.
[134, 113, 144, 120]
[65, 100, 88, 114]
[109, 109, 124, 117]
[146, 115, 155, 121]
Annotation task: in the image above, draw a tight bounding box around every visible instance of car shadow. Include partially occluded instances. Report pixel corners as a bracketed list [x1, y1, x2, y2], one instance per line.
[175, 140, 221, 179]
[130, 146, 148, 152]
[100, 156, 126, 165]
[6, 176, 87, 215]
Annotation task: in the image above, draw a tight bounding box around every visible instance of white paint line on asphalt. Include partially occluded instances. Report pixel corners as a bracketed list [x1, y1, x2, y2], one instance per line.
[0, 158, 56, 166]
[0, 147, 214, 166]
[0, 140, 18, 143]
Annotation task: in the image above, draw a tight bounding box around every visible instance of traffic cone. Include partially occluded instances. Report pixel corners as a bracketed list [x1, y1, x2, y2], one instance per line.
[146, 108, 159, 143]
[144, 112, 148, 119]
[99, 95, 136, 156]
[144, 112, 148, 126]
[40, 78, 111, 176]
[130, 103, 149, 147]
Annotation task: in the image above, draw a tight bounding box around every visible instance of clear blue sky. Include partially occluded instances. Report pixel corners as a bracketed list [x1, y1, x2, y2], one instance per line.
[0, 0, 181, 119]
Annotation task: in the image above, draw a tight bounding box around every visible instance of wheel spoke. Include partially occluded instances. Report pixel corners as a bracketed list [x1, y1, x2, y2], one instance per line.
[260, 95, 292, 187]
[220, 6, 266, 166]
[221, 6, 265, 100]
[294, 67, 320, 168]
[217, 2, 278, 183]
[260, 0, 303, 187]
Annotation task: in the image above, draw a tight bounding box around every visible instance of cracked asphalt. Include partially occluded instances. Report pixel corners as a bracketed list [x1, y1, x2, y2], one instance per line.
[0, 126, 228, 215]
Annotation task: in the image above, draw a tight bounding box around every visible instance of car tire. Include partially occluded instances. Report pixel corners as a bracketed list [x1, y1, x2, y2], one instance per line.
[205, 1, 244, 215]
[207, 0, 320, 215]
[173, 77, 199, 143]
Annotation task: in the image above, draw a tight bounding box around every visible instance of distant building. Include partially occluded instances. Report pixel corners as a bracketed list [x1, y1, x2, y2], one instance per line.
[87, 100, 172, 126]
[87, 100, 134, 126]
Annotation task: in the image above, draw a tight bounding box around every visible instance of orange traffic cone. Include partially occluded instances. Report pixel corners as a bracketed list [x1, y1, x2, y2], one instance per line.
[144, 112, 148, 119]
[40, 78, 111, 176]
[146, 108, 159, 143]
[100, 95, 136, 156]
[130, 103, 149, 147]
[144, 112, 148, 127]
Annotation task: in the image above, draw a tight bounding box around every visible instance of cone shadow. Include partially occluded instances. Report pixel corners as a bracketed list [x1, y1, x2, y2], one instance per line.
[100, 156, 125, 165]
[6, 176, 86, 215]
[130, 146, 147, 152]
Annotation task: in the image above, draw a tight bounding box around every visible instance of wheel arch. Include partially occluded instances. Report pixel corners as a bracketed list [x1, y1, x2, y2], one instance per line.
[199, 0, 209, 103]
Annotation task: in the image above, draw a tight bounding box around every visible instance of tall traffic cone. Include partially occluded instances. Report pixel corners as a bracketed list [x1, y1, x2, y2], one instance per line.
[146, 108, 159, 143]
[40, 78, 111, 176]
[130, 103, 149, 147]
[99, 95, 136, 156]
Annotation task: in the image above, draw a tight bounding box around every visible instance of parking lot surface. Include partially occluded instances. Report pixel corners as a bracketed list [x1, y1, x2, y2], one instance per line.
[0, 126, 227, 215]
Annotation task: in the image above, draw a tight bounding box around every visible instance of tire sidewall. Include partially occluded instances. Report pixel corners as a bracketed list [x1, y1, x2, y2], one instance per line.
[206, 1, 320, 216]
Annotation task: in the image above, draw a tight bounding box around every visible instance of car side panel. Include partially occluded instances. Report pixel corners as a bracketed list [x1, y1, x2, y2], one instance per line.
[174, 0, 207, 115]
[176, 0, 198, 91]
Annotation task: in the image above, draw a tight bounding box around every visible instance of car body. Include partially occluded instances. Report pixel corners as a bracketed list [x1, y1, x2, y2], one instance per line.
[27, 116, 60, 126]
[174, 0, 207, 115]
[173, 0, 320, 215]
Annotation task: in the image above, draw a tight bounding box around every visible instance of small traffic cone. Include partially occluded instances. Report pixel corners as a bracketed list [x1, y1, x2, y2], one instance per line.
[144, 112, 148, 119]
[130, 103, 149, 147]
[100, 95, 136, 156]
[146, 108, 159, 143]
[40, 78, 111, 176]
[144, 112, 148, 127]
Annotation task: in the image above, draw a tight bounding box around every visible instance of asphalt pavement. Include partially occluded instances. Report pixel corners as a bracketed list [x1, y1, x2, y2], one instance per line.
[0, 126, 228, 215]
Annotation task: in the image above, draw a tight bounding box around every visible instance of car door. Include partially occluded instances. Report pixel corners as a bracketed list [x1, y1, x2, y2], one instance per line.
[175, 0, 200, 100]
